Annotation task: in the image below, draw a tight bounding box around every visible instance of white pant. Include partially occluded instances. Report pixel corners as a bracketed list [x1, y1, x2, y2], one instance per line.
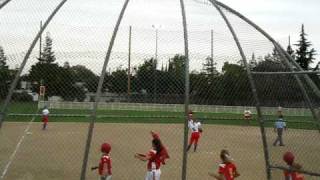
[145, 169, 161, 180]
[100, 175, 112, 180]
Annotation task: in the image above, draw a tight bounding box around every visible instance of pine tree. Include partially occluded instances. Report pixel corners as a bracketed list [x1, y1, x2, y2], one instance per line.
[0, 46, 10, 99]
[39, 32, 56, 64]
[286, 36, 294, 58]
[0, 46, 8, 69]
[202, 56, 217, 76]
[249, 53, 257, 68]
[295, 24, 316, 70]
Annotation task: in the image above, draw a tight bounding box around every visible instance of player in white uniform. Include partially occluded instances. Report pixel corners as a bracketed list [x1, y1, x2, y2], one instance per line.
[277, 106, 283, 116]
[187, 112, 202, 152]
[243, 109, 252, 125]
[42, 106, 49, 130]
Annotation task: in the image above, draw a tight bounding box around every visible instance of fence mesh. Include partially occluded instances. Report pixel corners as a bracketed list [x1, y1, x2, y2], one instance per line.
[0, 0, 319, 179]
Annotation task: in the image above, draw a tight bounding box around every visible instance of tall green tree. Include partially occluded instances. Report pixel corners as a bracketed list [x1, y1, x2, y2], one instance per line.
[0, 46, 8, 69]
[108, 67, 128, 94]
[71, 65, 98, 93]
[253, 54, 302, 106]
[286, 36, 295, 58]
[0, 46, 10, 99]
[29, 32, 60, 97]
[295, 24, 316, 70]
[167, 55, 185, 94]
[39, 32, 56, 64]
[135, 58, 156, 94]
[249, 53, 257, 69]
[202, 56, 217, 76]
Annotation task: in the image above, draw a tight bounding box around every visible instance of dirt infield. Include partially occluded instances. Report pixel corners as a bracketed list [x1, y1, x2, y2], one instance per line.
[0, 122, 319, 180]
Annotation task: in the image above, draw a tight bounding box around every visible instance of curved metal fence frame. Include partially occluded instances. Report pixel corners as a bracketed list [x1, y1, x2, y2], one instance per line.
[0, 0, 319, 179]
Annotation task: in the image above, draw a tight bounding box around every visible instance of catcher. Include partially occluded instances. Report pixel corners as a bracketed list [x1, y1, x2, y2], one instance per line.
[187, 111, 203, 152]
[92, 143, 112, 180]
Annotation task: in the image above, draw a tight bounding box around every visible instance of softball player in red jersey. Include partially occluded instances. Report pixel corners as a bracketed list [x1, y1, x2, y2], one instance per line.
[135, 131, 169, 180]
[99, 143, 112, 180]
[283, 152, 304, 180]
[209, 149, 240, 180]
[187, 112, 202, 152]
[42, 106, 49, 130]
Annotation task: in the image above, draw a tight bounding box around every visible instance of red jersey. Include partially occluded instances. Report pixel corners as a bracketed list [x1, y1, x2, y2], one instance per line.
[147, 149, 161, 170]
[98, 154, 112, 175]
[284, 170, 304, 180]
[218, 162, 237, 180]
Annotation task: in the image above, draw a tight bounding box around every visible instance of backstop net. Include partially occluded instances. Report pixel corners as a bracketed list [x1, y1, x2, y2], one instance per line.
[0, 0, 319, 179]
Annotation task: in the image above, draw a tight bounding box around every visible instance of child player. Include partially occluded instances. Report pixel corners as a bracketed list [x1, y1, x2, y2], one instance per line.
[243, 108, 252, 125]
[187, 111, 202, 152]
[42, 106, 49, 130]
[209, 149, 240, 180]
[135, 131, 169, 180]
[283, 151, 304, 180]
[98, 143, 112, 180]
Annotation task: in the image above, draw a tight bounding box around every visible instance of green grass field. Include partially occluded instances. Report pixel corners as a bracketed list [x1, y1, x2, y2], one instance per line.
[3, 102, 317, 130]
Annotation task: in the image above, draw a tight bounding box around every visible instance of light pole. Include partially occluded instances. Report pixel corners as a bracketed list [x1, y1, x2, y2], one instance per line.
[152, 25, 161, 103]
[127, 26, 132, 101]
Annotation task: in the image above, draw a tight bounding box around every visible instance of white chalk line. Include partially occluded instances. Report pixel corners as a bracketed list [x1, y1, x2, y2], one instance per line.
[0, 116, 35, 180]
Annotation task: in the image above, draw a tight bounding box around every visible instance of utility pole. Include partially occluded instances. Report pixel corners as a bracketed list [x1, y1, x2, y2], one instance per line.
[211, 29, 213, 60]
[39, 21, 42, 59]
[127, 26, 132, 100]
[154, 28, 158, 102]
[152, 25, 161, 103]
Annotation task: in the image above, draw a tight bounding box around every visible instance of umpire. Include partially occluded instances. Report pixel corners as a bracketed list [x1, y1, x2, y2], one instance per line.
[273, 115, 286, 146]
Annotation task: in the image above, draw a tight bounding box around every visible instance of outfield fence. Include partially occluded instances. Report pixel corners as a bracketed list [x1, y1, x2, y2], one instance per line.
[38, 101, 314, 116]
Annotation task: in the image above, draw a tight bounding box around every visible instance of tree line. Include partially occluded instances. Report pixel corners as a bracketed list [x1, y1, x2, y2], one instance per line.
[0, 24, 319, 107]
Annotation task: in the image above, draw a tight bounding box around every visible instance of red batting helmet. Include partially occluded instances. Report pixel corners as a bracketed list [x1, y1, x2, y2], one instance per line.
[283, 151, 295, 165]
[101, 143, 111, 153]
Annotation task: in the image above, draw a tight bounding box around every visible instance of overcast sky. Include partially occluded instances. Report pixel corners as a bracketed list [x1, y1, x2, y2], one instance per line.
[220, 0, 320, 55]
[0, 0, 319, 72]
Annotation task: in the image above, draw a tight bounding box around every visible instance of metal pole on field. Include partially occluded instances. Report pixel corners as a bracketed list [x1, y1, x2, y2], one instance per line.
[127, 26, 132, 99]
[79, 0, 130, 179]
[209, 1, 271, 179]
[179, 0, 190, 179]
[0, 0, 68, 129]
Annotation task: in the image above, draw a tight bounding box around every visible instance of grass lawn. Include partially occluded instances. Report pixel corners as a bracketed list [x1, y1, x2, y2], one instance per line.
[2, 102, 317, 130]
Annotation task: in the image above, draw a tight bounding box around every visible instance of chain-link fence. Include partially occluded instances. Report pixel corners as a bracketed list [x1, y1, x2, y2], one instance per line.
[0, 0, 319, 179]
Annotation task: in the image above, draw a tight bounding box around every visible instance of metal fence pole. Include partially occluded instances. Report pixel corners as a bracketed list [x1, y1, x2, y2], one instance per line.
[209, 1, 272, 179]
[179, 0, 190, 179]
[0, 0, 11, 10]
[79, 0, 130, 179]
